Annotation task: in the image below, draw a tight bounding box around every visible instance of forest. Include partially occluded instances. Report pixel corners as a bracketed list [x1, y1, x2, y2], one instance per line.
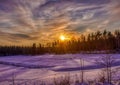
[0, 30, 120, 56]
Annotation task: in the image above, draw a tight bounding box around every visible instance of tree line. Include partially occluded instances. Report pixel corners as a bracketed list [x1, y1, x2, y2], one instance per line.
[0, 30, 120, 56]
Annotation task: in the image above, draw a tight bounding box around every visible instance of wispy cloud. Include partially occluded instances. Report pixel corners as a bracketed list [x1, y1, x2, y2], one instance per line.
[0, 0, 119, 45]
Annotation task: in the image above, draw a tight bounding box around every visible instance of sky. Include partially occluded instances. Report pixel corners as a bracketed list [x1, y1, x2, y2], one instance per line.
[0, 0, 120, 45]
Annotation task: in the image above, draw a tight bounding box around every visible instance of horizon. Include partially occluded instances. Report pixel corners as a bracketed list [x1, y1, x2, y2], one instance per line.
[0, 0, 120, 45]
[0, 29, 119, 46]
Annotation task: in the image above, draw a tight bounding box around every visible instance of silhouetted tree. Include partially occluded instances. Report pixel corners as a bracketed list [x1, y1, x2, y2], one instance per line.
[0, 30, 120, 56]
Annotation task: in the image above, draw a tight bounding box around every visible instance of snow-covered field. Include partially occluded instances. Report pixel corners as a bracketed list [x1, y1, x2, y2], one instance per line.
[0, 54, 120, 85]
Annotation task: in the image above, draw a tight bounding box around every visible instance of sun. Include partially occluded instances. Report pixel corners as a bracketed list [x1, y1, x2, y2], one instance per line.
[60, 35, 66, 41]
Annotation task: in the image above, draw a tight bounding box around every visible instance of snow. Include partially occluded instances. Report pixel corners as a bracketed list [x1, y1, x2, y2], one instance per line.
[0, 54, 119, 85]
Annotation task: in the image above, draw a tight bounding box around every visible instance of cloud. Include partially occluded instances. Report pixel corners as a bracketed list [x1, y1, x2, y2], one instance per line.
[11, 33, 31, 39]
[0, 0, 119, 45]
[109, 0, 120, 21]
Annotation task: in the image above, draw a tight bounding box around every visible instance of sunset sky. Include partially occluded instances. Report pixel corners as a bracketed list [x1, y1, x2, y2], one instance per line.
[0, 0, 120, 45]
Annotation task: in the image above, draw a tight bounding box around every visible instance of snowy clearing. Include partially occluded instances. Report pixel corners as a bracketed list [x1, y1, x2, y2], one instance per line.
[0, 54, 120, 85]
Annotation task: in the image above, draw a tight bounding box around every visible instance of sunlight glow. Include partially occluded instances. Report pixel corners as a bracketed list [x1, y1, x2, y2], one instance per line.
[60, 35, 66, 41]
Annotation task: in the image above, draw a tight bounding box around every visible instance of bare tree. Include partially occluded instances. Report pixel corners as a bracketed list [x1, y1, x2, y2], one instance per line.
[11, 73, 16, 85]
[79, 58, 85, 83]
[97, 70, 106, 83]
[96, 55, 116, 84]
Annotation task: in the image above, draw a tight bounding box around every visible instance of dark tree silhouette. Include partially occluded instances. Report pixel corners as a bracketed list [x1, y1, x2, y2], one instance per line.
[0, 30, 120, 56]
